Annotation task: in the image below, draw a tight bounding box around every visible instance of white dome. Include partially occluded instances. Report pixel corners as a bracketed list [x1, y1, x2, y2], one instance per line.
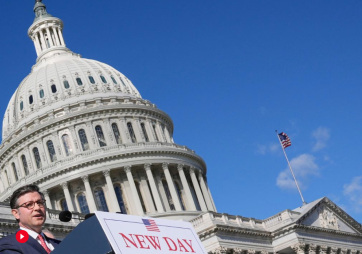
[2, 50, 141, 140]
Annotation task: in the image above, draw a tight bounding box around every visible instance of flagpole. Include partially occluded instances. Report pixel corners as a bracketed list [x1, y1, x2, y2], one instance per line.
[275, 130, 307, 205]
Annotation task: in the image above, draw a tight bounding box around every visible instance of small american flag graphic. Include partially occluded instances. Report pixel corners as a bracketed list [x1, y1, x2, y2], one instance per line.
[142, 219, 160, 232]
[278, 132, 291, 149]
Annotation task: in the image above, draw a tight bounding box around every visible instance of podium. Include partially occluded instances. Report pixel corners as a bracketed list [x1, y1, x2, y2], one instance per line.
[52, 215, 113, 254]
[52, 211, 207, 254]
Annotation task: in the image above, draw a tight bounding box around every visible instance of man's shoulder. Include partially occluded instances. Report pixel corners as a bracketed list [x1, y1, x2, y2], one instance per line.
[0, 234, 21, 253]
[0, 233, 18, 244]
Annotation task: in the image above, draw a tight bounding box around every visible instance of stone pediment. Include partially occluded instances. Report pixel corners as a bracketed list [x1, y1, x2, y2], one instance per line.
[296, 197, 362, 234]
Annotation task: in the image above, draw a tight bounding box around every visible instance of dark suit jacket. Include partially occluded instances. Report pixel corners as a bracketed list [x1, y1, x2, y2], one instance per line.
[0, 231, 61, 254]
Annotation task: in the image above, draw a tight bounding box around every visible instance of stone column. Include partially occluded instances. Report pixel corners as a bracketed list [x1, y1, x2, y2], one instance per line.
[320, 246, 329, 254]
[103, 170, 121, 212]
[34, 35, 41, 53]
[61, 182, 75, 212]
[189, 167, 207, 211]
[198, 172, 214, 211]
[124, 166, 144, 215]
[212, 246, 227, 254]
[39, 30, 47, 50]
[292, 243, 306, 254]
[308, 244, 317, 254]
[144, 164, 164, 212]
[52, 27, 61, 46]
[133, 119, 143, 142]
[43, 190, 52, 210]
[45, 27, 53, 47]
[234, 248, 244, 254]
[177, 164, 196, 210]
[140, 174, 156, 213]
[145, 120, 156, 142]
[330, 247, 338, 254]
[68, 126, 80, 153]
[162, 163, 182, 211]
[57, 27, 65, 46]
[81, 175, 97, 212]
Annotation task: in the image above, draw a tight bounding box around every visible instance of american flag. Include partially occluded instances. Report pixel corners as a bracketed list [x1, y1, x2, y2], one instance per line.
[142, 219, 160, 232]
[278, 132, 291, 149]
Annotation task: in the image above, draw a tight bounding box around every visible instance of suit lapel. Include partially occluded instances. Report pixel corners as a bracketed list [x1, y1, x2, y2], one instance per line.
[25, 236, 48, 254]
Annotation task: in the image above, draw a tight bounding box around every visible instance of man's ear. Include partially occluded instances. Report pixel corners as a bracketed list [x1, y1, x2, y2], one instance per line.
[11, 209, 20, 220]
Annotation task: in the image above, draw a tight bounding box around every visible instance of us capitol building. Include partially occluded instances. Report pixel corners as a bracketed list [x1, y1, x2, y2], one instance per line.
[0, 1, 361, 253]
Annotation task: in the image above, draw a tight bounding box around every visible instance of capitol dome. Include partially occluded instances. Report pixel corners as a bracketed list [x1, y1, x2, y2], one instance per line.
[0, 0, 215, 220]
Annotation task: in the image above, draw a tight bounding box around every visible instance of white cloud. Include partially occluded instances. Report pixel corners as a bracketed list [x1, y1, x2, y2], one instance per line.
[277, 154, 319, 190]
[256, 143, 280, 155]
[312, 127, 330, 151]
[343, 176, 362, 212]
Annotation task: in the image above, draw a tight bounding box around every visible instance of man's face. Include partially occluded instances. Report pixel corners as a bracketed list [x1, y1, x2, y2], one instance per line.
[11, 192, 46, 233]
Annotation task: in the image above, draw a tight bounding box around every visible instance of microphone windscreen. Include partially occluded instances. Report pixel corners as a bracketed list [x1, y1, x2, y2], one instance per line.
[59, 210, 72, 222]
[84, 213, 95, 220]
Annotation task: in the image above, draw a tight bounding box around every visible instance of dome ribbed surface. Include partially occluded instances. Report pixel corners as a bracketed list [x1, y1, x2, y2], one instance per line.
[2, 51, 141, 140]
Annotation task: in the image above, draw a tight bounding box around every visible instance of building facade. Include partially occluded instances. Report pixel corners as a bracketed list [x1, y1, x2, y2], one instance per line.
[0, 1, 361, 253]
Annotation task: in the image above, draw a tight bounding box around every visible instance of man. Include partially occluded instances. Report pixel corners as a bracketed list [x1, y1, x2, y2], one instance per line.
[0, 185, 61, 253]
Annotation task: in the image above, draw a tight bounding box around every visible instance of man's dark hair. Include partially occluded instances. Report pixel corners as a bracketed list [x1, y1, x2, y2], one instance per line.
[10, 184, 44, 209]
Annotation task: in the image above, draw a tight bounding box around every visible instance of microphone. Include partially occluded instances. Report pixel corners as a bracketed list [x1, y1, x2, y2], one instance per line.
[84, 213, 95, 220]
[59, 210, 72, 222]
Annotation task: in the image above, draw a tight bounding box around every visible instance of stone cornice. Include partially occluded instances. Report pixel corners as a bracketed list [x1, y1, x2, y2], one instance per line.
[197, 224, 272, 240]
[272, 223, 362, 240]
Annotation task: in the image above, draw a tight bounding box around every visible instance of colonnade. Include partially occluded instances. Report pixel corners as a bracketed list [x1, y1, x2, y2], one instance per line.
[31, 24, 65, 55]
[46, 162, 216, 215]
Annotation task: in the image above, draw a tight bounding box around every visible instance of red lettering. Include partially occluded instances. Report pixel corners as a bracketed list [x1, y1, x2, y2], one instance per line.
[134, 234, 150, 249]
[145, 235, 161, 250]
[163, 237, 177, 251]
[177, 238, 189, 252]
[183, 239, 195, 253]
[119, 233, 138, 248]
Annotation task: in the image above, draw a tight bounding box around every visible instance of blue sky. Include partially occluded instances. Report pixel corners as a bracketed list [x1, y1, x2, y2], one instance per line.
[1, 1, 362, 223]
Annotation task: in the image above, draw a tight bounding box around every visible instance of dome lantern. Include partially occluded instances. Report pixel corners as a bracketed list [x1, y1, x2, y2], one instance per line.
[28, 0, 67, 61]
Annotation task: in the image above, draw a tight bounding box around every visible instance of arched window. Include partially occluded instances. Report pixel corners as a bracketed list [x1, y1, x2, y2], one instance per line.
[95, 125, 107, 147]
[12, 163, 18, 182]
[140, 123, 149, 142]
[63, 80, 70, 89]
[114, 185, 127, 214]
[135, 181, 146, 213]
[60, 198, 68, 211]
[174, 181, 185, 210]
[100, 75, 107, 83]
[20, 101, 24, 111]
[127, 122, 136, 143]
[29, 95, 33, 104]
[76, 77, 83, 86]
[46, 140, 57, 162]
[39, 89, 44, 98]
[94, 188, 109, 212]
[78, 129, 89, 151]
[33, 147, 42, 169]
[152, 123, 159, 142]
[111, 76, 117, 85]
[61, 134, 73, 156]
[51, 84, 57, 93]
[162, 180, 175, 211]
[111, 123, 122, 144]
[77, 193, 90, 214]
[88, 76, 95, 84]
[21, 155, 29, 175]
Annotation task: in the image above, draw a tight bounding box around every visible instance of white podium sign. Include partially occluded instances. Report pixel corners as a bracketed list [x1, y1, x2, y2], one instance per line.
[95, 211, 207, 254]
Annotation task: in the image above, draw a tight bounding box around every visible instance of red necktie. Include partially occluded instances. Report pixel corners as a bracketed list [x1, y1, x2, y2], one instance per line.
[37, 234, 51, 254]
